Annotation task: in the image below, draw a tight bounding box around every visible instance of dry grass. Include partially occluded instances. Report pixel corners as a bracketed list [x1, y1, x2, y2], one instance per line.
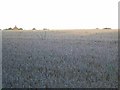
[2, 29, 118, 88]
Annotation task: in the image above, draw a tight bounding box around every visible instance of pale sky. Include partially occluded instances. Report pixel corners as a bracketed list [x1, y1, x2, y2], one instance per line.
[0, 0, 119, 30]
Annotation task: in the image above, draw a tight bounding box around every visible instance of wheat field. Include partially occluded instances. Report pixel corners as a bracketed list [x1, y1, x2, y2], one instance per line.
[2, 29, 118, 88]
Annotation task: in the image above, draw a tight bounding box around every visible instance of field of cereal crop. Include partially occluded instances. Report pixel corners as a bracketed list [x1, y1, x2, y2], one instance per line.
[2, 29, 118, 88]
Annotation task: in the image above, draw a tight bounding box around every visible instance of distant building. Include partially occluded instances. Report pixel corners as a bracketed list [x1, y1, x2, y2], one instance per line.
[13, 25, 19, 30]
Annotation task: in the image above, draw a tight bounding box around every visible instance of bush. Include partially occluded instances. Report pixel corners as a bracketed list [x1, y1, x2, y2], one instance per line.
[8, 28, 13, 30]
[43, 28, 49, 30]
[103, 28, 111, 29]
[4, 28, 12, 30]
[32, 28, 36, 30]
[19, 28, 23, 30]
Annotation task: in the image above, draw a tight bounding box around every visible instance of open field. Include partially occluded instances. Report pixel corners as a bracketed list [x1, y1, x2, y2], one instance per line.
[2, 29, 118, 88]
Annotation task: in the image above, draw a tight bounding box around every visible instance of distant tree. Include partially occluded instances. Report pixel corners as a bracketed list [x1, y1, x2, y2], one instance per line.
[32, 28, 36, 30]
[3, 28, 12, 30]
[43, 28, 49, 30]
[8, 27, 13, 30]
[3, 29, 7, 30]
[103, 28, 111, 29]
[19, 28, 23, 30]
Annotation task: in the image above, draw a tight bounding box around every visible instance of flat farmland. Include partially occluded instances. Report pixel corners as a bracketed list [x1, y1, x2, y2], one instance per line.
[2, 29, 118, 88]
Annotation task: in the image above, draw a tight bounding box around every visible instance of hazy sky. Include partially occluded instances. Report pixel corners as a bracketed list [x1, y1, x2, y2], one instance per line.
[0, 0, 119, 29]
